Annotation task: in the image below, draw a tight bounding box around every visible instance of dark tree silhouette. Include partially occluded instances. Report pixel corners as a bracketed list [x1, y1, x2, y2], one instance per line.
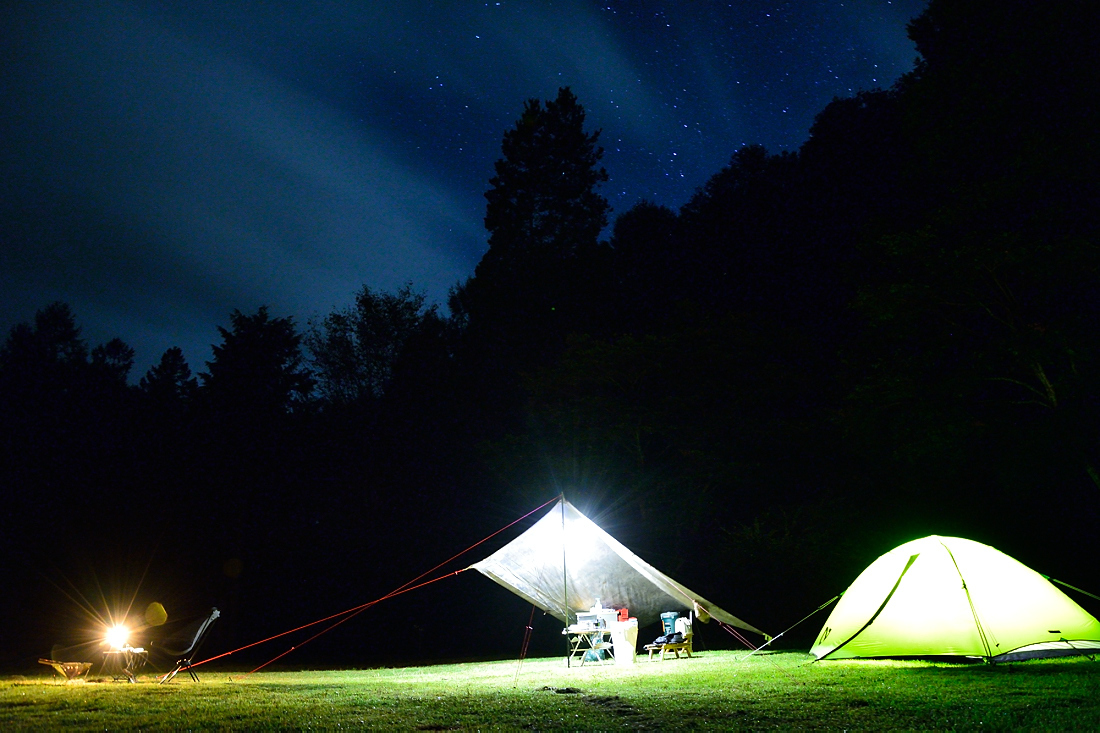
[456, 87, 611, 353]
[448, 87, 614, 452]
[482, 86, 609, 270]
[0, 301, 138, 431]
[140, 346, 198, 408]
[0, 303, 91, 478]
[609, 200, 681, 333]
[0, 303, 142, 573]
[201, 306, 314, 421]
[821, 0, 1100, 571]
[90, 337, 135, 385]
[0, 301, 88, 376]
[677, 145, 801, 314]
[307, 283, 439, 407]
[191, 307, 317, 618]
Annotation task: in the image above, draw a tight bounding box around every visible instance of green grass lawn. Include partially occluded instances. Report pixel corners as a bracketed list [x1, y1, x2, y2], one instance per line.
[4, 651, 1099, 730]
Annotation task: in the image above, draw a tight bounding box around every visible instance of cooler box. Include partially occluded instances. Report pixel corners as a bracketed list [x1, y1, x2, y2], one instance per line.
[660, 611, 679, 635]
[610, 618, 639, 665]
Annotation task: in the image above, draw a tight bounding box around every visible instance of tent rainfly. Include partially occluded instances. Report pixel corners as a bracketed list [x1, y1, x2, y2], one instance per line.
[811, 535, 1100, 662]
[470, 499, 764, 635]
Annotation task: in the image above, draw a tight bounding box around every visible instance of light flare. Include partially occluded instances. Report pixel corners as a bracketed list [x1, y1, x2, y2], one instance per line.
[106, 624, 130, 650]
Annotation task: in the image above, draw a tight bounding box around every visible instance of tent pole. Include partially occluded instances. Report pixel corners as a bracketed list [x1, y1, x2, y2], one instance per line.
[940, 541, 993, 662]
[561, 494, 570, 666]
[819, 553, 919, 661]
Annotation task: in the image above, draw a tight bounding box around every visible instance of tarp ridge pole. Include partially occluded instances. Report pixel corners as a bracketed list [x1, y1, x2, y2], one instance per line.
[561, 494, 570, 666]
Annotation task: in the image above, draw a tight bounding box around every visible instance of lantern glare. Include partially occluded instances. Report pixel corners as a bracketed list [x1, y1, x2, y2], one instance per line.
[106, 624, 130, 649]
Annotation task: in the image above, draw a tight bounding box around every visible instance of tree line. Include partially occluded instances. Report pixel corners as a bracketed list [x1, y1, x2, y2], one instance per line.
[2, 0, 1097, 664]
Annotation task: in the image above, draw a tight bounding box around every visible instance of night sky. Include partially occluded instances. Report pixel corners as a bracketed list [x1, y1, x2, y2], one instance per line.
[1, 1, 926, 375]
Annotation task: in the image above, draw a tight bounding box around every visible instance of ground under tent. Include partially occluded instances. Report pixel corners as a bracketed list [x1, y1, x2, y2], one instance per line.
[470, 498, 766, 654]
[810, 535, 1100, 663]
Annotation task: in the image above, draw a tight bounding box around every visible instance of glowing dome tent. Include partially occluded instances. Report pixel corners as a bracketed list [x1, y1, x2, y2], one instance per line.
[811, 535, 1100, 662]
[470, 499, 764, 635]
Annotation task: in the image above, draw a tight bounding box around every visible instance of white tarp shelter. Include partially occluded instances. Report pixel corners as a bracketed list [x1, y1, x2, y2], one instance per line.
[470, 498, 764, 635]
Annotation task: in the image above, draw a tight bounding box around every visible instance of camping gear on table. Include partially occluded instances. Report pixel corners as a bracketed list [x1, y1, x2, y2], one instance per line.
[811, 535, 1100, 662]
[102, 646, 148, 682]
[576, 607, 619, 630]
[660, 611, 679, 635]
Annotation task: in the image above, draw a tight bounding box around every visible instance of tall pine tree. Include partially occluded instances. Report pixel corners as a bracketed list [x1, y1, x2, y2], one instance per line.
[455, 87, 609, 360]
[449, 87, 611, 441]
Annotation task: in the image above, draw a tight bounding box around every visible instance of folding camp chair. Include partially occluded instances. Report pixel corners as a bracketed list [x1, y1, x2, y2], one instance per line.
[152, 607, 220, 683]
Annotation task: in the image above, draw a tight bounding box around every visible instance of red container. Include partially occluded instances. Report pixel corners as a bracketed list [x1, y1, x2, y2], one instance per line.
[618, 608, 629, 622]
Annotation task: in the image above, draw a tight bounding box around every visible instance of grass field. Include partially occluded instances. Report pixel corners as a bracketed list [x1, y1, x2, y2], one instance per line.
[3, 651, 1099, 730]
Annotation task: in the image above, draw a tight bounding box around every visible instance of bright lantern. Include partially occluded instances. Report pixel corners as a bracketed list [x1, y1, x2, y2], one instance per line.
[106, 624, 129, 649]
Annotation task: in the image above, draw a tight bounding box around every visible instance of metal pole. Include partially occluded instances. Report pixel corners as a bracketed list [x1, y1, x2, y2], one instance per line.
[561, 495, 570, 666]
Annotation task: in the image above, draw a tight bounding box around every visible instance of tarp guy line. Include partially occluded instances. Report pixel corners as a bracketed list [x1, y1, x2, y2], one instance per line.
[191, 496, 561, 674]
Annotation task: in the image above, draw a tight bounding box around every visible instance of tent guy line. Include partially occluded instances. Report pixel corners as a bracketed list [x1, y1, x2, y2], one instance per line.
[739, 594, 842, 660]
[1047, 577, 1100, 604]
[193, 567, 472, 677]
[157, 510, 1100, 675]
[196, 496, 562, 675]
[245, 570, 472, 675]
[511, 603, 540, 687]
[192, 495, 770, 676]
